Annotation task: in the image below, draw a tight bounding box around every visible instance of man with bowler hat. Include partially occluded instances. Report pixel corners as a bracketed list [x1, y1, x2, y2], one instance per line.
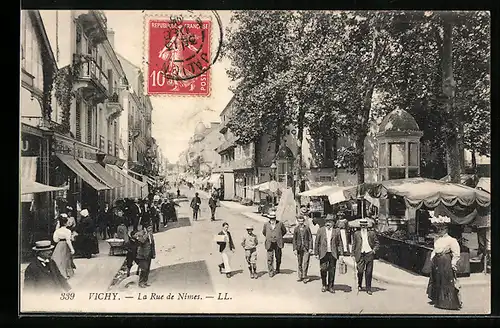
[352, 219, 379, 295]
[262, 211, 287, 277]
[24, 240, 72, 294]
[314, 214, 344, 293]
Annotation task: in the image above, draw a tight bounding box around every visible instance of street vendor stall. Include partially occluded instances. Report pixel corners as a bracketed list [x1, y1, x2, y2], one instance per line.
[358, 178, 491, 277]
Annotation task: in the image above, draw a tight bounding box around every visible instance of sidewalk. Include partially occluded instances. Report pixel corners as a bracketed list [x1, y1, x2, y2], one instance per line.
[20, 239, 124, 292]
[218, 200, 491, 289]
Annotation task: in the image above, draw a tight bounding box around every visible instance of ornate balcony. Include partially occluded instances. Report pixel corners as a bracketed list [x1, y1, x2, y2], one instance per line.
[21, 116, 67, 134]
[105, 90, 123, 121]
[73, 54, 109, 104]
[75, 10, 108, 45]
[128, 121, 141, 140]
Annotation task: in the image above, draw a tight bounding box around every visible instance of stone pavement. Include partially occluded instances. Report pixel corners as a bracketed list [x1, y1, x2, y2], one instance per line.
[216, 199, 491, 289]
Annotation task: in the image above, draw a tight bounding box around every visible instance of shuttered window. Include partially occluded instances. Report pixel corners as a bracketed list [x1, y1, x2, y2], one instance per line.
[87, 106, 92, 145]
[75, 99, 81, 141]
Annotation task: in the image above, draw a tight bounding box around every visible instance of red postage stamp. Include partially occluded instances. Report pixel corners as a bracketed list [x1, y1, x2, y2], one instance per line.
[146, 18, 211, 97]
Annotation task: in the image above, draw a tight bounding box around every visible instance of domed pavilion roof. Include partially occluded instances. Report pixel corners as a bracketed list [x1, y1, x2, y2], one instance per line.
[378, 109, 422, 137]
[194, 122, 207, 135]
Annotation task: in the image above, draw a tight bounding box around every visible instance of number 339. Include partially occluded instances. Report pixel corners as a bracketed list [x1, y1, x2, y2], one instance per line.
[60, 292, 75, 300]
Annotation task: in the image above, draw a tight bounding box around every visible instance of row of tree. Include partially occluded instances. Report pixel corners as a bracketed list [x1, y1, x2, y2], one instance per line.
[223, 10, 490, 185]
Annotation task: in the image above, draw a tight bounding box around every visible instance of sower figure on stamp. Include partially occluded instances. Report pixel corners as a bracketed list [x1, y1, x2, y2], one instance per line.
[314, 214, 344, 293]
[241, 225, 259, 279]
[262, 211, 287, 277]
[292, 215, 314, 283]
[24, 240, 72, 296]
[352, 219, 379, 295]
[136, 224, 156, 288]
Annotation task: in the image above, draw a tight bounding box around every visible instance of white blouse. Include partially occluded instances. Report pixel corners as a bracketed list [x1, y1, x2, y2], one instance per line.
[53, 227, 72, 243]
[431, 234, 460, 268]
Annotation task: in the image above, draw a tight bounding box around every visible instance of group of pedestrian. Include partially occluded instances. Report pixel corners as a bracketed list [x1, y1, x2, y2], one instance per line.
[190, 190, 220, 222]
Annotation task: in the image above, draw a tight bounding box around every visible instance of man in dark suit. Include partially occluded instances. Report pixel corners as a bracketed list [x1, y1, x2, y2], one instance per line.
[262, 211, 287, 277]
[292, 215, 313, 283]
[136, 224, 156, 288]
[23, 240, 72, 295]
[352, 219, 380, 295]
[190, 193, 201, 221]
[314, 215, 344, 293]
[209, 194, 217, 221]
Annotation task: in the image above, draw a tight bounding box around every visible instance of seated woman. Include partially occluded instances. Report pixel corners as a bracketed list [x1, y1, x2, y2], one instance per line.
[52, 214, 76, 279]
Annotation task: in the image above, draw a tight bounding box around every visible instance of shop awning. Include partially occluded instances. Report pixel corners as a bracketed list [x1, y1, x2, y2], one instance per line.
[105, 164, 148, 199]
[56, 154, 110, 191]
[476, 177, 490, 193]
[365, 178, 491, 209]
[79, 160, 123, 189]
[299, 185, 348, 197]
[20, 156, 38, 202]
[145, 176, 155, 185]
[251, 181, 280, 194]
[21, 180, 68, 195]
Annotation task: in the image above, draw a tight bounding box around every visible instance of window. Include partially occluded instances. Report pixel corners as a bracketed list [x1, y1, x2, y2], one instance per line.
[75, 99, 82, 141]
[379, 168, 387, 181]
[388, 168, 406, 180]
[319, 176, 333, 182]
[389, 195, 406, 218]
[389, 143, 405, 166]
[87, 106, 93, 145]
[379, 143, 387, 167]
[408, 168, 419, 178]
[409, 142, 419, 166]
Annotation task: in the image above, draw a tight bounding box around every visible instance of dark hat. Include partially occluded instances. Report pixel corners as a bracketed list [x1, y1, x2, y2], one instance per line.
[359, 219, 369, 226]
[325, 214, 335, 222]
[32, 240, 54, 251]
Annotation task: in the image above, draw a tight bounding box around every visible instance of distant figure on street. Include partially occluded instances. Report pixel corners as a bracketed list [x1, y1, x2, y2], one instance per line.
[241, 225, 259, 279]
[97, 203, 111, 240]
[136, 225, 156, 288]
[292, 215, 313, 284]
[209, 194, 218, 221]
[314, 214, 344, 293]
[124, 230, 140, 277]
[149, 203, 161, 233]
[190, 193, 201, 221]
[24, 240, 72, 295]
[216, 222, 235, 278]
[177, 188, 181, 198]
[352, 219, 379, 295]
[262, 211, 287, 277]
[127, 199, 141, 231]
[52, 214, 76, 279]
[426, 214, 462, 310]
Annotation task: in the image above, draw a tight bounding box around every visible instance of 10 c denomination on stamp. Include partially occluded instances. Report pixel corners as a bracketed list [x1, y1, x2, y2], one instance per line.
[146, 16, 211, 97]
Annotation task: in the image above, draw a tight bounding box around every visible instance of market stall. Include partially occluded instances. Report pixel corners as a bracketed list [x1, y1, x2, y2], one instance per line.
[360, 178, 491, 277]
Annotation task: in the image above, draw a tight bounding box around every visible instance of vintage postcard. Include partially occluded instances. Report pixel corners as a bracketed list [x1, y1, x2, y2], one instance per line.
[19, 10, 491, 315]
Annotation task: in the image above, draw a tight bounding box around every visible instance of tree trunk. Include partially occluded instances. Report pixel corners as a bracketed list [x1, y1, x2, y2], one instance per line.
[274, 124, 282, 157]
[442, 14, 461, 184]
[355, 132, 366, 185]
[296, 106, 306, 195]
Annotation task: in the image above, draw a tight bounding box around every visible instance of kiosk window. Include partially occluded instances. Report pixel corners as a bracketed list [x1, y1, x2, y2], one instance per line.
[389, 195, 406, 217]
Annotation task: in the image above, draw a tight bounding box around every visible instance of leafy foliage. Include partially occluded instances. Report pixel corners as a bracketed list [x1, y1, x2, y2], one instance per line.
[53, 65, 75, 134]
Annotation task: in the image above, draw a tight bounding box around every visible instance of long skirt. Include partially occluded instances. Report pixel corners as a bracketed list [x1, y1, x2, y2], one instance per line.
[76, 234, 99, 257]
[51, 241, 75, 279]
[426, 252, 462, 310]
[220, 249, 232, 273]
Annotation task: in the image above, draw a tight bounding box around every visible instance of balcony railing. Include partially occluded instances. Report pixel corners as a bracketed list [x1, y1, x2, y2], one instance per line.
[108, 140, 113, 155]
[78, 59, 109, 91]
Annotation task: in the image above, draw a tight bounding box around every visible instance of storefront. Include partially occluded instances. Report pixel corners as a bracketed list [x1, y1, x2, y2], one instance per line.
[51, 133, 111, 218]
[234, 168, 254, 200]
[21, 123, 57, 259]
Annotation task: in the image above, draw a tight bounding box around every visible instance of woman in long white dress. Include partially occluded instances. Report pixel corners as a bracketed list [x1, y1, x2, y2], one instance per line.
[52, 214, 76, 279]
[216, 222, 235, 278]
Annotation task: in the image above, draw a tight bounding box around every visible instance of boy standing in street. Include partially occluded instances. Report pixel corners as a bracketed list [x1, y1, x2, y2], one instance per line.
[241, 225, 259, 279]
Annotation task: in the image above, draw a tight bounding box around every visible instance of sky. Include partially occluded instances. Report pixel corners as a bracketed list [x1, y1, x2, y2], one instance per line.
[105, 10, 234, 164]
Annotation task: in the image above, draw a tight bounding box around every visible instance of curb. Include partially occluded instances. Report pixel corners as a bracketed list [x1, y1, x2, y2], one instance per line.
[343, 259, 491, 288]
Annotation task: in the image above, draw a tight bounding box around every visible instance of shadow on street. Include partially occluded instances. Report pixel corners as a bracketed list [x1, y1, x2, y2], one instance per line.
[160, 217, 192, 232]
[148, 260, 214, 293]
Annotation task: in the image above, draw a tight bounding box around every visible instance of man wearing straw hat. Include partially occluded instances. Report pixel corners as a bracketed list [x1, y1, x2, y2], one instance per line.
[352, 219, 379, 295]
[23, 240, 72, 294]
[292, 215, 313, 283]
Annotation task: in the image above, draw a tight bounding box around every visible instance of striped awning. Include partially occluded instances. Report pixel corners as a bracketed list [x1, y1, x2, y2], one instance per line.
[105, 164, 148, 201]
[20, 156, 38, 202]
[56, 154, 109, 191]
[79, 160, 123, 189]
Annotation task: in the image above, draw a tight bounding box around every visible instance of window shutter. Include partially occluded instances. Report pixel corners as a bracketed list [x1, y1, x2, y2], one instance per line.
[75, 99, 81, 141]
[87, 107, 92, 145]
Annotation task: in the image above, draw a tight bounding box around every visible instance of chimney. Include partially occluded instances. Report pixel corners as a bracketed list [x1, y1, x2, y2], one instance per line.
[107, 29, 115, 47]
